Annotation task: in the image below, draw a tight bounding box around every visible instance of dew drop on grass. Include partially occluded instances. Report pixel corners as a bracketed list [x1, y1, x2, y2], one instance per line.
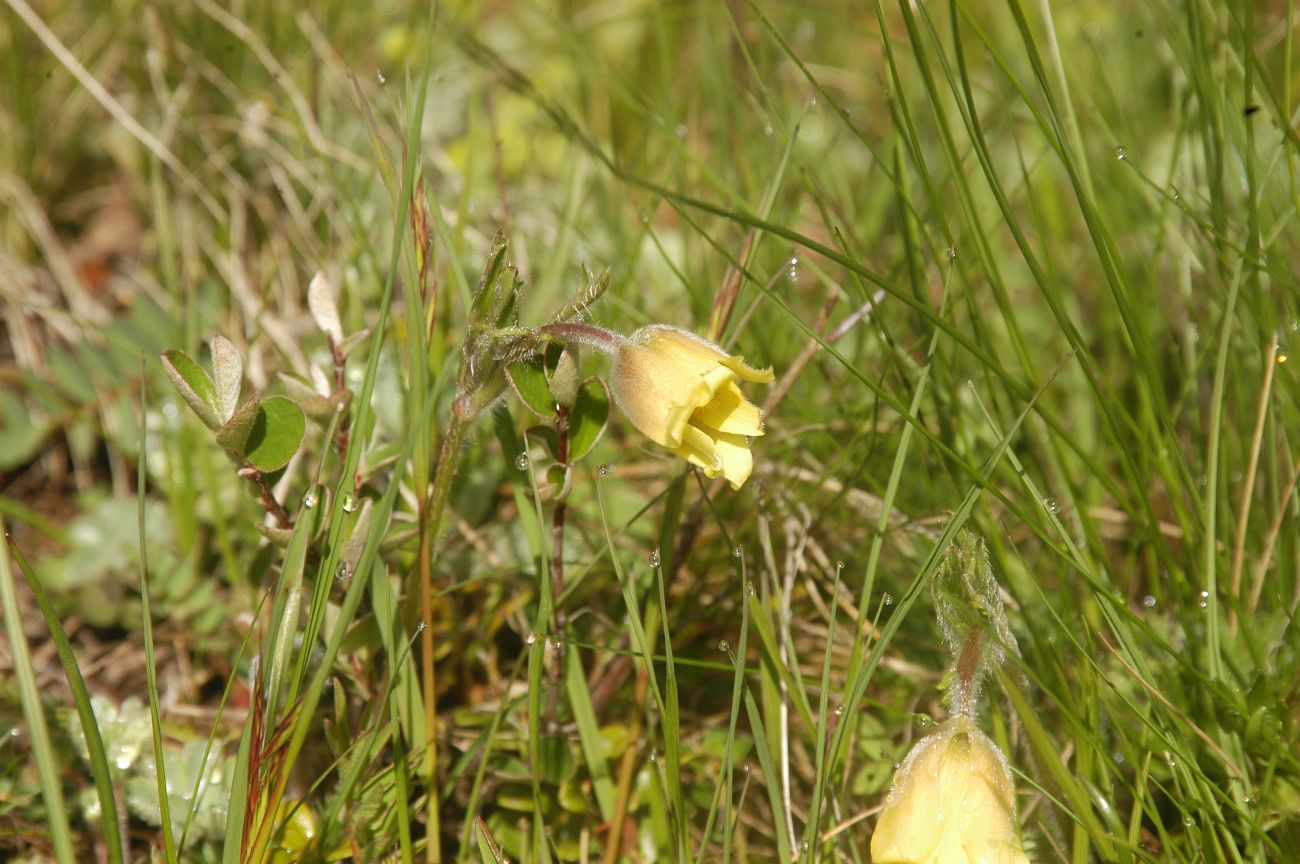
[745, 581, 756, 597]
[732, 545, 743, 558]
[718, 640, 729, 653]
[834, 704, 845, 716]
[1278, 353, 1288, 365]
[525, 633, 537, 645]
[334, 562, 350, 582]
[341, 493, 358, 513]
[882, 593, 893, 606]
[649, 547, 661, 568]
[1182, 815, 1194, 828]
[1042, 497, 1060, 514]
[763, 124, 774, 137]
[835, 560, 845, 573]
[1143, 595, 1157, 608]
[648, 750, 657, 763]
[675, 123, 687, 139]
[1115, 145, 1127, 160]
[946, 245, 957, 261]
[515, 452, 530, 471]
[787, 257, 799, 281]
[743, 763, 752, 774]
[598, 463, 614, 477]
[302, 489, 318, 508]
[1199, 590, 1210, 608]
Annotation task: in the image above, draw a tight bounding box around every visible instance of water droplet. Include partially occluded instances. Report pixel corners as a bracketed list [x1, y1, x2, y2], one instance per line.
[1278, 353, 1288, 364]
[1042, 497, 1060, 514]
[515, 453, 530, 471]
[639, 210, 650, 225]
[649, 548, 661, 568]
[1171, 187, 1181, 202]
[1199, 590, 1210, 609]
[882, 593, 893, 606]
[809, 95, 817, 107]
[745, 581, 756, 597]
[302, 489, 318, 508]
[162, 402, 178, 420]
[675, 123, 688, 139]
[718, 640, 729, 652]
[835, 560, 845, 572]
[842, 107, 851, 118]
[376, 69, 387, 85]
[732, 545, 743, 558]
[550, 636, 565, 649]
[1143, 595, 1156, 608]
[525, 632, 537, 645]
[598, 463, 614, 476]
[1182, 814, 1194, 828]
[743, 763, 752, 774]
[416, 620, 427, 633]
[834, 704, 845, 716]
[1113, 752, 1125, 764]
[341, 493, 358, 513]
[945, 245, 957, 261]
[648, 750, 657, 763]
[800, 841, 810, 852]
[763, 123, 774, 137]
[1187, 323, 1200, 343]
[1290, 318, 1299, 333]
[335, 399, 347, 414]
[892, 761, 901, 769]
[787, 257, 799, 282]
[21, 304, 35, 317]
[335, 562, 350, 582]
[1115, 146, 1127, 160]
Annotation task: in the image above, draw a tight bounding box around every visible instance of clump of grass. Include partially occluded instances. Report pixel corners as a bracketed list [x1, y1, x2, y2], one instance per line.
[1, 0, 1298, 862]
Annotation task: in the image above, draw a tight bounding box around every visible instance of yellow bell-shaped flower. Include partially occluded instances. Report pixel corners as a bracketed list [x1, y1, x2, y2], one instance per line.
[609, 325, 774, 489]
[871, 716, 1031, 864]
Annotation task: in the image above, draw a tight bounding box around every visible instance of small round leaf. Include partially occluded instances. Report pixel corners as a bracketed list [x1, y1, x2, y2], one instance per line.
[244, 396, 306, 472]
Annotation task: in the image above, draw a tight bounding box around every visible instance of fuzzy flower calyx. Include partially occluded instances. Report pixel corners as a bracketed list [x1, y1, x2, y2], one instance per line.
[609, 325, 773, 489]
[871, 716, 1031, 864]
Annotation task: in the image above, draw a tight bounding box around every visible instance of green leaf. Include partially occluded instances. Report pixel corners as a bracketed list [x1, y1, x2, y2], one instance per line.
[567, 377, 609, 462]
[209, 335, 243, 424]
[214, 397, 259, 453]
[506, 356, 555, 417]
[161, 349, 220, 430]
[244, 396, 306, 472]
[475, 819, 502, 864]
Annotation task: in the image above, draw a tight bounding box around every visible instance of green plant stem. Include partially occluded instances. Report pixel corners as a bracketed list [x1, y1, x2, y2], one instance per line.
[417, 403, 472, 863]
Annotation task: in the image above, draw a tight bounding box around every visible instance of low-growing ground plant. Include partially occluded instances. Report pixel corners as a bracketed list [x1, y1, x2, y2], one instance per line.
[1, 0, 1298, 862]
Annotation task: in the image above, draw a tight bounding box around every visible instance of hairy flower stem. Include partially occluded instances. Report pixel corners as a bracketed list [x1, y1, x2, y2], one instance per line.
[954, 628, 983, 718]
[416, 402, 471, 863]
[533, 321, 622, 355]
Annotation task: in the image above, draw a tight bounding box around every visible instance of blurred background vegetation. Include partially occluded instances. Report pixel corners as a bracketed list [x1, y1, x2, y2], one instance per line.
[1, 0, 1298, 860]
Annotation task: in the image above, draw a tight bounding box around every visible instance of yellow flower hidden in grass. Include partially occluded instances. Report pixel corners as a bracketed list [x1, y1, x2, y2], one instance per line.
[872, 716, 1031, 864]
[610, 324, 774, 489]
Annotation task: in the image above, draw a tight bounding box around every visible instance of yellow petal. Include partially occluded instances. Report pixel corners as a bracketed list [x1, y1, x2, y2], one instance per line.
[671, 423, 724, 476]
[720, 355, 775, 383]
[711, 431, 755, 489]
[693, 380, 764, 437]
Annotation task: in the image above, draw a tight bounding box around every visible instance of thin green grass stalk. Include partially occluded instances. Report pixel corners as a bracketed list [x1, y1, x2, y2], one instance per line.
[652, 551, 689, 861]
[691, 548, 751, 864]
[7, 540, 125, 864]
[801, 566, 841, 861]
[0, 518, 76, 864]
[520, 448, 554, 864]
[138, 363, 179, 864]
[741, 683, 793, 862]
[178, 594, 265, 855]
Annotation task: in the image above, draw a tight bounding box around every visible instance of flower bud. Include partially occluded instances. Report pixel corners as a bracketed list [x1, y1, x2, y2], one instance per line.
[608, 325, 774, 489]
[871, 716, 1031, 864]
